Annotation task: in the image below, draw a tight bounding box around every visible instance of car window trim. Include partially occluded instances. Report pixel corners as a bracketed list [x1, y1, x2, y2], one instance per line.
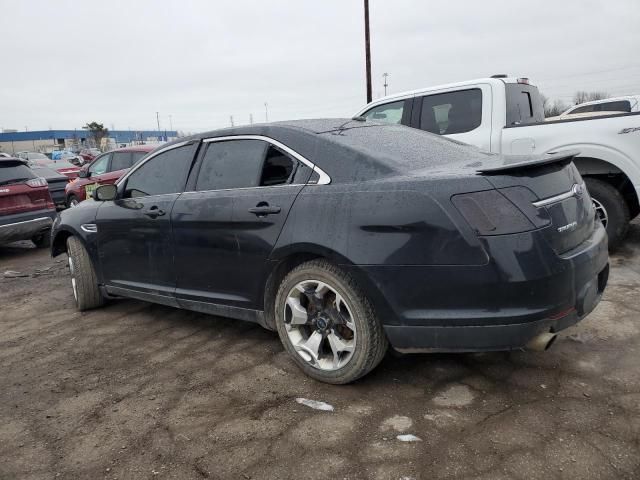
[201, 135, 331, 186]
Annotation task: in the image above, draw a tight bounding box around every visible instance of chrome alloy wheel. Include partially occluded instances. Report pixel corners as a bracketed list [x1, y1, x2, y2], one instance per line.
[284, 280, 356, 371]
[592, 198, 608, 228]
[68, 255, 78, 301]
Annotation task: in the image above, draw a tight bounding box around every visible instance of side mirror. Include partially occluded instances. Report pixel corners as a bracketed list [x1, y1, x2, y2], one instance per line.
[94, 184, 117, 201]
[78, 169, 89, 178]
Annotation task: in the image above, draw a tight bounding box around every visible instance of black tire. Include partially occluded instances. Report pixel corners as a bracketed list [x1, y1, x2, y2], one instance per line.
[585, 177, 629, 251]
[67, 194, 79, 208]
[66, 236, 104, 311]
[32, 231, 51, 248]
[274, 259, 388, 384]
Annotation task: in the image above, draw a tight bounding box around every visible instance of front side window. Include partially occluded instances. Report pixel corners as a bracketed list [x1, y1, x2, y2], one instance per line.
[124, 145, 194, 198]
[420, 89, 482, 135]
[363, 100, 404, 124]
[89, 154, 110, 176]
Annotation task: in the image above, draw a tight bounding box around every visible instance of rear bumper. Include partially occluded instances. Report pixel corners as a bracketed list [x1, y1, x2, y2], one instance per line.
[0, 210, 56, 244]
[352, 222, 609, 352]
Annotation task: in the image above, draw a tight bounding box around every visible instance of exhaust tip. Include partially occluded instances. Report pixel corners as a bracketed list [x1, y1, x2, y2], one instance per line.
[526, 332, 557, 352]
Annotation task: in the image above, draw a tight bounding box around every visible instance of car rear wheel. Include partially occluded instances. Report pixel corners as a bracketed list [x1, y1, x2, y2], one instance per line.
[274, 259, 388, 384]
[32, 232, 51, 248]
[67, 195, 79, 208]
[66, 236, 104, 311]
[585, 177, 629, 251]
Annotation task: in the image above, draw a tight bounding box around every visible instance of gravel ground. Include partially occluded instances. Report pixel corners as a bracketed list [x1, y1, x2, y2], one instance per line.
[1, 223, 639, 480]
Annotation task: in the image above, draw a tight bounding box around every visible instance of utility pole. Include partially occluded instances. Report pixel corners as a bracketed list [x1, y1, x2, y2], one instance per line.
[249, 113, 254, 125]
[364, 0, 372, 103]
[383, 72, 389, 96]
[169, 115, 173, 133]
[156, 112, 161, 139]
[264, 102, 269, 122]
[230, 115, 235, 127]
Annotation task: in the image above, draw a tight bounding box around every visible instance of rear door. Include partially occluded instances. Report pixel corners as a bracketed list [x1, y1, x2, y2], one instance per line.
[95, 142, 197, 303]
[173, 137, 311, 310]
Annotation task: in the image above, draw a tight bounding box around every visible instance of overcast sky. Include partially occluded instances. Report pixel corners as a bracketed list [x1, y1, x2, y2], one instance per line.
[1, 0, 638, 133]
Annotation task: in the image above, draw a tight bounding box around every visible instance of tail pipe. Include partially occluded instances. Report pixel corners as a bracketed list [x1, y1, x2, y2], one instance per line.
[526, 332, 557, 352]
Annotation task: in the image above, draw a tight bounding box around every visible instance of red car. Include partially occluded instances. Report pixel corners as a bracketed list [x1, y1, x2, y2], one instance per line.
[65, 145, 155, 206]
[0, 158, 56, 247]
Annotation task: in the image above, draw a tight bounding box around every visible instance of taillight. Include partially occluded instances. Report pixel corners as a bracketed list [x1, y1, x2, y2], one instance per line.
[26, 177, 48, 188]
[452, 190, 535, 235]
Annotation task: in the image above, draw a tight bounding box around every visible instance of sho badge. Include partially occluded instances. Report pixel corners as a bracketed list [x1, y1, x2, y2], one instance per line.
[557, 221, 578, 233]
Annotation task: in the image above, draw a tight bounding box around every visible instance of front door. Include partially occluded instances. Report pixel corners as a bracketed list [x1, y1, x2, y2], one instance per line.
[173, 138, 308, 310]
[95, 142, 198, 304]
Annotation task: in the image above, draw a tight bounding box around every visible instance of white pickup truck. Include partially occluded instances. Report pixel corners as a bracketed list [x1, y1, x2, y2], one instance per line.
[354, 76, 640, 249]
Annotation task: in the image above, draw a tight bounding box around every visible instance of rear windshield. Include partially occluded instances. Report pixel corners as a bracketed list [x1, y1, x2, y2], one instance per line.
[0, 163, 36, 185]
[505, 84, 545, 126]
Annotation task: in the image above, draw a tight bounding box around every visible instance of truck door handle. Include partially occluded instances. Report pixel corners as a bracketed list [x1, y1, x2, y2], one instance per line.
[248, 203, 281, 216]
[143, 206, 165, 218]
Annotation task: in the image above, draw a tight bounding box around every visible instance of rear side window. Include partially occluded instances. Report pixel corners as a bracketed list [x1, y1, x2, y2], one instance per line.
[110, 152, 133, 171]
[571, 105, 594, 114]
[260, 146, 295, 186]
[0, 163, 36, 185]
[363, 100, 405, 124]
[419, 89, 482, 135]
[505, 84, 545, 126]
[124, 144, 195, 198]
[196, 140, 266, 191]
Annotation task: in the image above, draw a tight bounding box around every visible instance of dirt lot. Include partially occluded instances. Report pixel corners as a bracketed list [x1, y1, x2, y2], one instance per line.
[1, 225, 639, 480]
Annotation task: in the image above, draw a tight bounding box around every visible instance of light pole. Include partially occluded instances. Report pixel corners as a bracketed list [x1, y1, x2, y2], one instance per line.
[364, 0, 372, 103]
[169, 115, 173, 133]
[264, 102, 269, 122]
[156, 112, 161, 139]
[383, 72, 389, 96]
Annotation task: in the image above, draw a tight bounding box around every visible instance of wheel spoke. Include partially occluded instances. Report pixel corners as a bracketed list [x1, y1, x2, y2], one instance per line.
[286, 296, 309, 325]
[314, 282, 330, 298]
[295, 331, 323, 365]
[327, 332, 354, 368]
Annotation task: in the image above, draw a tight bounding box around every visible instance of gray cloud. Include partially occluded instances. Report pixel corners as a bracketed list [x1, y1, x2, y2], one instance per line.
[1, 0, 638, 132]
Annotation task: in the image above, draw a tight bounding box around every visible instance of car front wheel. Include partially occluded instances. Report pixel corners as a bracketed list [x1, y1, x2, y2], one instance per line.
[67, 194, 79, 208]
[274, 259, 388, 384]
[66, 236, 104, 311]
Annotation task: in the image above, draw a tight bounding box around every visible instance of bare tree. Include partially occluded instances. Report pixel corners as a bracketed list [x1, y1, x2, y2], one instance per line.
[541, 92, 569, 117]
[573, 90, 610, 105]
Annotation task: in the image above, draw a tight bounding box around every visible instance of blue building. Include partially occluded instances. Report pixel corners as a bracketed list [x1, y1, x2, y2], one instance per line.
[0, 129, 178, 154]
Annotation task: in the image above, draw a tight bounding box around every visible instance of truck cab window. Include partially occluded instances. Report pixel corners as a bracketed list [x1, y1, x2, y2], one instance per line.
[420, 89, 482, 135]
[363, 101, 404, 124]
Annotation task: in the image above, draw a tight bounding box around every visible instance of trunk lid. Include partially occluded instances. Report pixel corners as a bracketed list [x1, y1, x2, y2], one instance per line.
[480, 153, 596, 254]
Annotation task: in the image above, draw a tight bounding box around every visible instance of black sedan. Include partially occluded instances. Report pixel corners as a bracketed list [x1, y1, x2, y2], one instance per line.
[50, 119, 609, 384]
[30, 164, 69, 208]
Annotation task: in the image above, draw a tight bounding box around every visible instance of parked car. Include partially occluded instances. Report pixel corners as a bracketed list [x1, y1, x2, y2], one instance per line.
[51, 120, 608, 384]
[0, 152, 11, 158]
[354, 76, 640, 250]
[30, 164, 69, 208]
[16, 151, 50, 162]
[0, 157, 56, 247]
[27, 158, 80, 180]
[65, 145, 155, 206]
[79, 148, 102, 163]
[558, 95, 640, 118]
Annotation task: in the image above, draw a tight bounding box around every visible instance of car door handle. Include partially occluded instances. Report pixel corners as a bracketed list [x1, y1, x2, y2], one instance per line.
[143, 206, 166, 218]
[248, 204, 281, 216]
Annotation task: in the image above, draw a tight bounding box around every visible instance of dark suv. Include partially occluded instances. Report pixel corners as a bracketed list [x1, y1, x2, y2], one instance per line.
[51, 120, 608, 383]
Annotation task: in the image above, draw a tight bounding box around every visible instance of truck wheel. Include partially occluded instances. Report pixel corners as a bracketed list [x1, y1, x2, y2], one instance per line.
[66, 236, 104, 311]
[585, 178, 629, 251]
[274, 259, 388, 384]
